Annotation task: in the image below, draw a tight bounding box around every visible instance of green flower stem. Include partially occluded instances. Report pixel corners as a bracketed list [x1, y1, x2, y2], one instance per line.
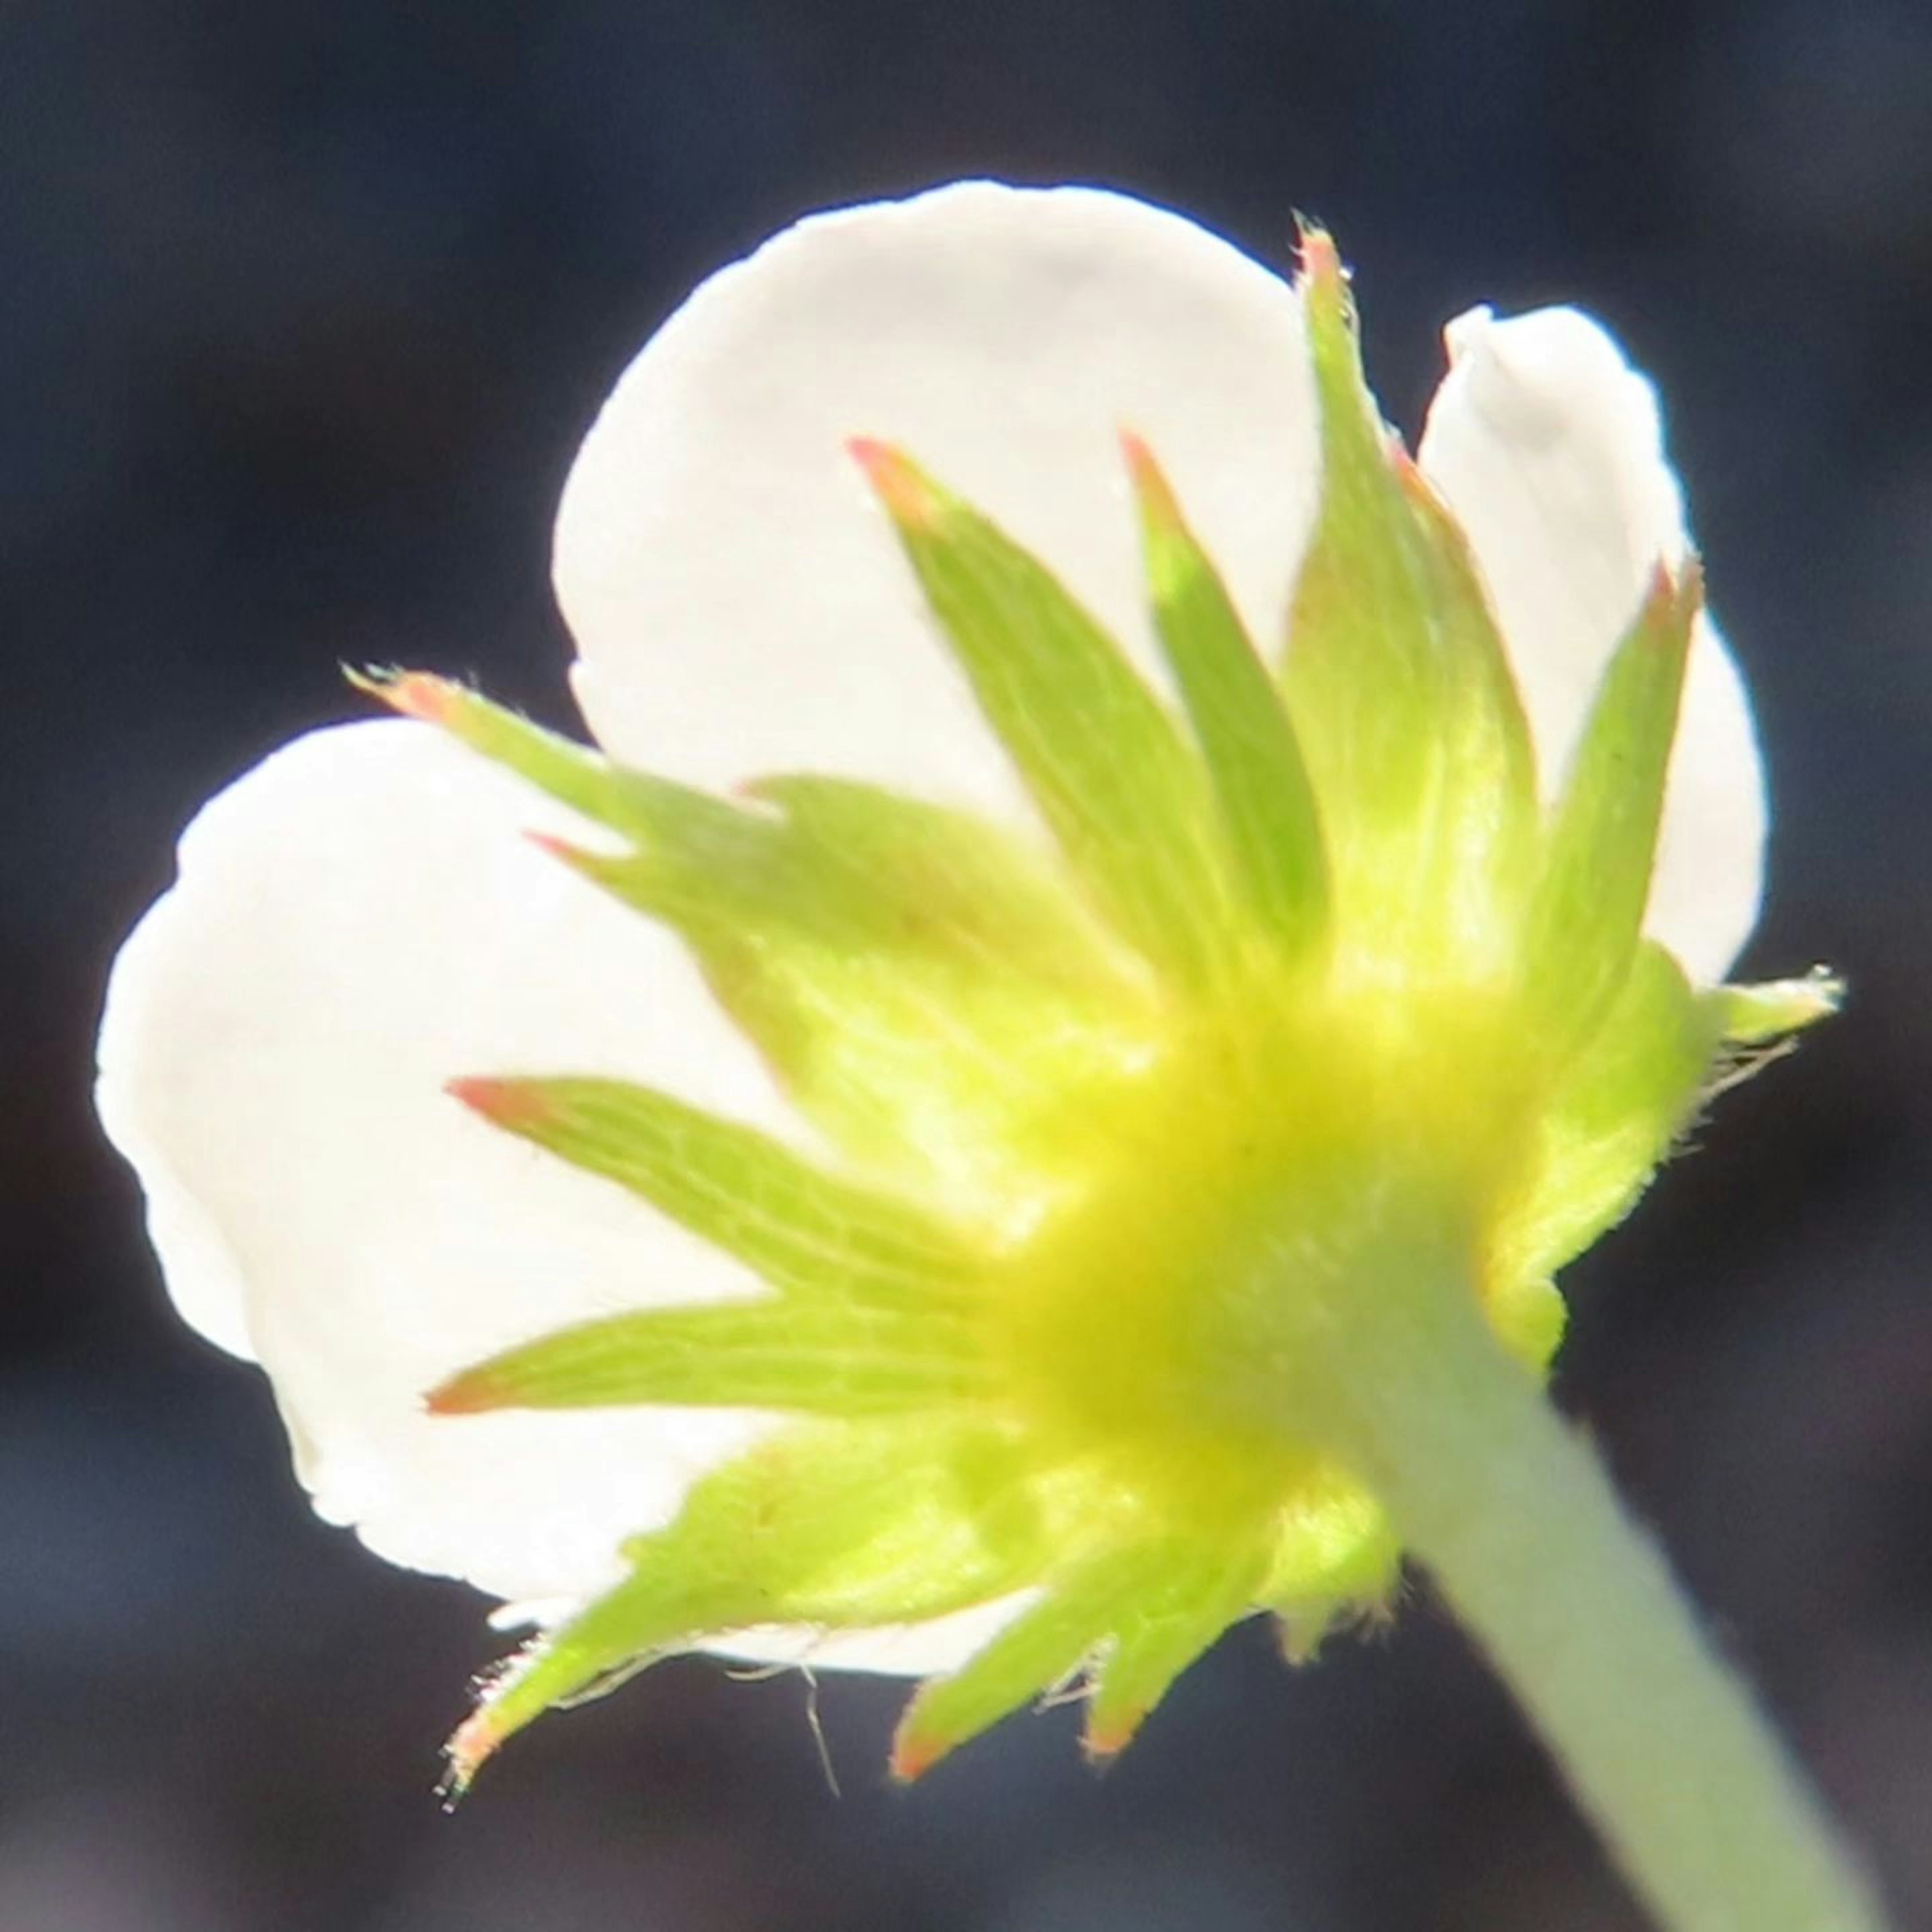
[1313, 1270, 1888, 1932]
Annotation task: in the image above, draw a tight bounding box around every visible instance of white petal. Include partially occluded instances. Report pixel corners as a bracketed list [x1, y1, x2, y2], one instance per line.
[486, 1590, 1028, 1679]
[554, 180, 1320, 814]
[1417, 305, 1767, 983]
[709, 1595, 1035, 1678]
[99, 718, 1027, 1672]
[98, 720, 797, 1606]
[485, 1594, 1030, 1678]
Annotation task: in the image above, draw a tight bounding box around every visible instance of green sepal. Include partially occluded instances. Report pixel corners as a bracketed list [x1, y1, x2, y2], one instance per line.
[1498, 941, 1721, 1284]
[1486, 1272, 1569, 1376]
[447, 1417, 1052, 1794]
[353, 657, 1158, 1199]
[1258, 1477, 1404, 1662]
[851, 440, 1232, 989]
[1522, 566, 1699, 1053]
[1082, 1545, 1265, 1758]
[1391, 457, 1544, 944]
[427, 1299, 989, 1418]
[1122, 433, 1331, 960]
[890, 1544, 1151, 1779]
[542, 793, 1153, 1197]
[445, 1560, 745, 1800]
[360, 669, 1132, 1009]
[358, 676, 1151, 1197]
[1718, 970, 1845, 1045]
[737, 772, 1133, 1002]
[1279, 233, 1537, 965]
[554, 763, 1123, 992]
[622, 1419, 1050, 1627]
[349, 668, 662, 836]
[446, 1076, 981, 1311]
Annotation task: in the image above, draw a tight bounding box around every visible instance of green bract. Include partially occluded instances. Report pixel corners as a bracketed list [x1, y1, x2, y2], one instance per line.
[355, 233, 1831, 1793]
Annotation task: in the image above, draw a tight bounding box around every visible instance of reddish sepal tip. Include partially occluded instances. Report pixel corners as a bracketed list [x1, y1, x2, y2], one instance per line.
[888, 1726, 954, 1785]
[445, 1075, 553, 1131]
[848, 437, 937, 527]
[1118, 427, 1179, 523]
[1389, 442, 1447, 510]
[1080, 1719, 1139, 1763]
[441, 1709, 504, 1804]
[521, 829, 599, 873]
[363, 669, 462, 726]
[1640, 553, 1703, 627]
[422, 1367, 505, 1416]
[1117, 426, 1155, 477]
[1297, 224, 1343, 289]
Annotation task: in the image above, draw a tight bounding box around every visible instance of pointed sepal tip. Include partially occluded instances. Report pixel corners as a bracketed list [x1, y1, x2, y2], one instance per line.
[445, 1074, 555, 1133]
[849, 437, 941, 528]
[347, 665, 464, 727]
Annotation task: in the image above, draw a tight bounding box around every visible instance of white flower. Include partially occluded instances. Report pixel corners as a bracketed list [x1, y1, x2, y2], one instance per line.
[95, 181, 1765, 1680]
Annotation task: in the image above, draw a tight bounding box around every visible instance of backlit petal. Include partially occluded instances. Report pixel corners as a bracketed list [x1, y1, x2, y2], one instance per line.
[98, 720, 794, 1605]
[555, 181, 1320, 817]
[1418, 306, 1766, 982]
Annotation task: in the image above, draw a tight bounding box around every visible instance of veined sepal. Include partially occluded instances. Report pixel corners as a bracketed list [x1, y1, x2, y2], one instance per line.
[847, 437, 1244, 993]
[1282, 228, 1538, 979]
[1521, 561, 1701, 1058]
[1120, 430, 1330, 963]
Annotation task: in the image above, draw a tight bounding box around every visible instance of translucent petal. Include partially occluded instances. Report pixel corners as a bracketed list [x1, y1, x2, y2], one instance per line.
[554, 181, 1321, 820]
[1417, 305, 1766, 983]
[100, 720, 1029, 1676]
[716, 1599, 1029, 1676]
[97, 720, 800, 1605]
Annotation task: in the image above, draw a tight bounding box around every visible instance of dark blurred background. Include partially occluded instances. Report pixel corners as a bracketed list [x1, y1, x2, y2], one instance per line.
[7, 1, 1932, 1927]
